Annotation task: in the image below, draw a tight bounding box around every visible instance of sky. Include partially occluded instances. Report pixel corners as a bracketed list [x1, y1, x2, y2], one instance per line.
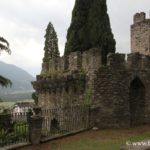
[0, 0, 150, 77]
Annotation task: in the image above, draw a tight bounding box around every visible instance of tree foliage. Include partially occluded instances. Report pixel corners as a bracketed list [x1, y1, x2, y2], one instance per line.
[43, 22, 60, 62]
[0, 37, 11, 54]
[0, 75, 12, 88]
[32, 92, 38, 105]
[65, 0, 116, 63]
[0, 37, 12, 87]
[65, 0, 92, 54]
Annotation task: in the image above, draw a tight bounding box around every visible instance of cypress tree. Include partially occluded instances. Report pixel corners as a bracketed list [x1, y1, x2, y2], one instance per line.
[64, 0, 92, 54]
[88, 0, 116, 64]
[43, 22, 60, 62]
[65, 0, 116, 64]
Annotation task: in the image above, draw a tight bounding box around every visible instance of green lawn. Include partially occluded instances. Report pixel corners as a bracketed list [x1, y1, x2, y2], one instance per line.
[18, 125, 150, 150]
[60, 130, 150, 150]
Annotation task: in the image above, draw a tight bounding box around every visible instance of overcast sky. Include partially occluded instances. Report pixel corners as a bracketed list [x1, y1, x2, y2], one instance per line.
[0, 0, 150, 77]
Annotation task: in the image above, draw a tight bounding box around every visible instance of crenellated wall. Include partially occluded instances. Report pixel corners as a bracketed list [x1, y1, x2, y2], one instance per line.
[90, 52, 150, 128]
[107, 52, 150, 70]
[33, 49, 150, 128]
[33, 12, 150, 128]
[32, 72, 86, 109]
[41, 48, 103, 75]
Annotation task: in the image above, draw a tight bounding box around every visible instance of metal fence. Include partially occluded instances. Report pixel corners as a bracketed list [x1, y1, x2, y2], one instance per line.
[0, 112, 29, 147]
[0, 105, 90, 147]
[41, 105, 90, 139]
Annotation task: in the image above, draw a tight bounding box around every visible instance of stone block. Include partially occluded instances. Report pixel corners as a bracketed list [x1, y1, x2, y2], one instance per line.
[107, 53, 125, 67]
[68, 51, 82, 71]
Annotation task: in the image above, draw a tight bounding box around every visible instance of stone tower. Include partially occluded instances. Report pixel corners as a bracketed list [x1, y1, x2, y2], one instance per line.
[131, 12, 150, 55]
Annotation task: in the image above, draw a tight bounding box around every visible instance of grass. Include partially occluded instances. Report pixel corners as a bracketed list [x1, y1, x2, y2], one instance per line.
[18, 125, 150, 150]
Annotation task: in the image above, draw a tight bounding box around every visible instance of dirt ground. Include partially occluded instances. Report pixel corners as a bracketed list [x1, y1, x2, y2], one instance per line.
[17, 126, 150, 150]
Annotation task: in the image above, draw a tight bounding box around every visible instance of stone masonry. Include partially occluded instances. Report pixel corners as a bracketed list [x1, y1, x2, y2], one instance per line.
[131, 12, 150, 55]
[33, 12, 150, 128]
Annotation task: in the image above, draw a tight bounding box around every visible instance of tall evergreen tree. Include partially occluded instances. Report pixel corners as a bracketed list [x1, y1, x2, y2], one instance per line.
[43, 22, 60, 62]
[65, 0, 92, 54]
[65, 0, 116, 64]
[88, 0, 116, 64]
[0, 37, 12, 87]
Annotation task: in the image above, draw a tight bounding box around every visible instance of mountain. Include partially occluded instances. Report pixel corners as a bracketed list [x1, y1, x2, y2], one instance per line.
[0, 61, 35, 101]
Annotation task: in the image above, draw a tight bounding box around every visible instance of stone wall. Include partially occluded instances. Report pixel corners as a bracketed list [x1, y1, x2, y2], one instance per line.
[131, 12, 150, 55]
[33, 72, 86, 109]
[93, 67, 130, 128]
[34, 48, 103, 109]
[133, 12, 146, 24]
[32, 11, 150, 129]
[90, 53, 150, 128]
[33, 49, 150, 128]
[41, 48, 103, 75]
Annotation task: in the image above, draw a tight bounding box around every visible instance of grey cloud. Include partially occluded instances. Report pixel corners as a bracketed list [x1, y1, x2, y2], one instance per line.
[0, 0, 150, 76]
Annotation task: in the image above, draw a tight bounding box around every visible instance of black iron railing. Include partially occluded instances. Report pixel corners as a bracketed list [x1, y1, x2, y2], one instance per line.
[0, 105, 90, 147]
[41, 105, 90, 139]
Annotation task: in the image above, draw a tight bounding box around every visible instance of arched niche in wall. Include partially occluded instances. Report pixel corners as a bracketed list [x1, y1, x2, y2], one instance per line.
[129, 76, 145, 126]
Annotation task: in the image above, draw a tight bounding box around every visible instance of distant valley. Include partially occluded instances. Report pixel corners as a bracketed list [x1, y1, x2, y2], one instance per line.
[0, 61, 35, 101]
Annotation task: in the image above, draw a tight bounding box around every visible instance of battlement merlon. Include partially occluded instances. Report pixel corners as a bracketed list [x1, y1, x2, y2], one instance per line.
[40, 48, 103, 75]
[133, 12, 146, 24]
[107, 52, 150, 70]
[127, 52, 150, 70]
[132, 12, 150, 25]
[107, 53, 125, 67]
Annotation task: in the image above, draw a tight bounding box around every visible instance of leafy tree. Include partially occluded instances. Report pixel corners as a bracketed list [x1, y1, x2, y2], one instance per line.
[0, 75, 12, 88]
[0, 37, 11, 54]
[0, 37, 12, 87]
[43, 22, 60, 62]
[65, 0, 116, 64]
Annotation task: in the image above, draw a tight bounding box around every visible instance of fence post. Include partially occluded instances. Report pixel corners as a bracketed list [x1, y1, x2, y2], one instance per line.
[29, 107, 43, 144]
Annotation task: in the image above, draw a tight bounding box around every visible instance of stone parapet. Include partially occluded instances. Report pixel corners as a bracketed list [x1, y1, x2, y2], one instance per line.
[32, 71, 86, 93]
[40, 48, 103, 75]
[127, 52, 150, 70]
[82, 48, 102, 72]
[107, 53, 125, 68]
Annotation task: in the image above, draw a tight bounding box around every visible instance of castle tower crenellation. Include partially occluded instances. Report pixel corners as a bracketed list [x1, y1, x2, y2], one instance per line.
[133, 12, 146, 24]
